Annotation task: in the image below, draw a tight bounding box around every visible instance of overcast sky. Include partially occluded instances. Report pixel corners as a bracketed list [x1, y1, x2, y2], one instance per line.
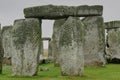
[0, 0, 120, 48]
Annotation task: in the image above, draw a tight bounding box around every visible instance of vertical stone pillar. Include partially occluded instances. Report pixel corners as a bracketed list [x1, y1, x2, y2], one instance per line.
[48, 40, 52, 57]
[2, 26, 12, 65]
[107, 28, 120, 63]
[11, 18, 41, 76]
[52, 19, 66, 66]
[105, 21, 120, 63]
[0, 24, 4, 74]
[82, 16, 106, 67]
[47, 40, 53, 62]
[59, 17, 84, 76]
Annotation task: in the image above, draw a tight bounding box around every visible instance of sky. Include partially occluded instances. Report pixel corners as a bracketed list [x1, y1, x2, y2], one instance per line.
[0, 0, 120, 48]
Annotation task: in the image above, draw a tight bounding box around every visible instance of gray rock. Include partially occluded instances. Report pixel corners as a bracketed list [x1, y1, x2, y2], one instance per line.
[107, 28, 120, 63]
[39, 41, 43, 64]
[11, 18, 41, 76]
[2, 26, 12, 65]
[82, 16, 106, 67]
[77, 5, 103, 16]
[48, 40, 53, 59]
[59, 17, 84, 76]
[0, 24, 4, 74]
[24, 5, 103, 19]
[52, 18, 66, 66]
[105, 21, 120, 28]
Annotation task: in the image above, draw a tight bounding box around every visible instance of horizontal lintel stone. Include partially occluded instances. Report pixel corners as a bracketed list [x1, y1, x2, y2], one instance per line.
[24, 5, 103, 19]
[105, 21, 120, 28]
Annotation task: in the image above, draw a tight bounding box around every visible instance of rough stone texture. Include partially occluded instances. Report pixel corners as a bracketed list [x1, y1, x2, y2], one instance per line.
[0, 24, 4, 74]
[47, 40, 53, 62]
[52, 18, 66, 66]
[105, 21, 120, 28]
[2, 26, 12, 65]
[24, 5, 103, 19]
[107, 28, 120, 63]
[77, 5, 103, 16]
[39, 41, 43, 63]
[48, 40, 52, 57]
[11, 18, 41, 76]
[82, 16, 106, 67]
[59, 17, 84, 76]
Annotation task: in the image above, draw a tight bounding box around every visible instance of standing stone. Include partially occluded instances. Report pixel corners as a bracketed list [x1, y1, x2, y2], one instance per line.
[105, 21, 120, 63]
[48, 40, 52, 57]
[82, 16, 106, 67]
[0, 24, 4, 74]
[2, 26, 12, 65]
[107, 28, 120, 63]
[59, 17, 84, 76]
[11, 18, 41, 76]
[52, 19, 66, 66]
[39, 41, 44, 64]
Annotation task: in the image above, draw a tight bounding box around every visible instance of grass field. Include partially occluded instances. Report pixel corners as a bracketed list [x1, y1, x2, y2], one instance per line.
[0, 63, 120, 80]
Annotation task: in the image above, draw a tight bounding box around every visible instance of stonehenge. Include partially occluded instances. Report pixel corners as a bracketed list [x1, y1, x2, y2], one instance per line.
[11, 18, 41, 76]
[1, 4, 120, 77]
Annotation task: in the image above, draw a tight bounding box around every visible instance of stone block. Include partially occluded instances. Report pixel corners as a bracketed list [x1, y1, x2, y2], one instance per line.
[24, 5, 103, 19]
[52, 18, 66, 66]
[11, 18, 41, 76]
[105, 21, 120, 28]
[107, 28, 120, 63]
[2, 25, 12, 65]
[82, 16, 106, 67]
[59, 17, 84, 76]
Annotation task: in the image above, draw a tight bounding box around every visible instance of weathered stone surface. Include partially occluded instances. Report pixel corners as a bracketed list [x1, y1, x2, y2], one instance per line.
[105, 21, 120, 28]
[24, 5, 103, 19]
[82, 16, 106, 67]
[11, 18, 41, 76]
[39, 41, 43, 64]
[0, 24, 4, 74]
[2, 26, 12, 65]
[107, 28, 120, 63]
[48, 40, 52, 57]
[52, 18, 66, 66]
[77, 5, 103, 16]
[59, 17, 84, 76]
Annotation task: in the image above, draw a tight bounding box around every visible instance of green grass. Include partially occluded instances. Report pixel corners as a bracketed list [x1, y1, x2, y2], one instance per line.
[0, 63, 120, 80]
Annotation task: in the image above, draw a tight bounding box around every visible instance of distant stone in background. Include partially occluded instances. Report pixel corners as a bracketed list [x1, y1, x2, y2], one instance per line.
[48, 40, 52, 57]
[39, 41, 43, 64]
[11, 18, 41, 76]
[0, 24, 4, 74]
[52, 19, 66, 66]
[2, 26, 12, 65]
[24, 5, 103, 19]
[82, 16, 106, 67]
[59, 17, 84, 76]
[48, 40, 54, 62]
